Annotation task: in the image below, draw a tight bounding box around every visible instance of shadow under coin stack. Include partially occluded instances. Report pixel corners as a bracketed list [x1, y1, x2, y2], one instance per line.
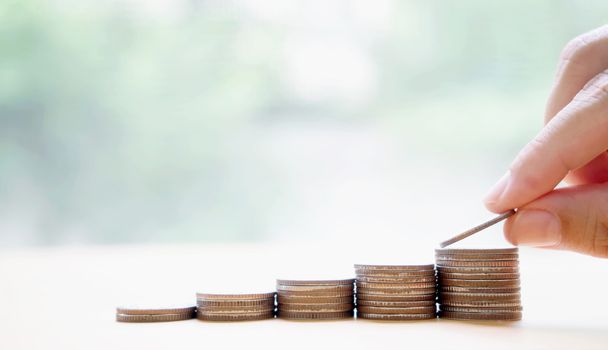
[276, 279, 355, 320]
[435, 248, 522, 321]
[116, 306, 196, 322]
[354, 264, 437, 320]
[196, 292, 276, 321]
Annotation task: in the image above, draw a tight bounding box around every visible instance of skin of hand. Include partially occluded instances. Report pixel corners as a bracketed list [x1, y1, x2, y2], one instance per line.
[484, 25, 608, 258]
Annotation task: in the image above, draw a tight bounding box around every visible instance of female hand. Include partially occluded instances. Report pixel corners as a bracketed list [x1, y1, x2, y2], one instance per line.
[484, 25, 608, 257]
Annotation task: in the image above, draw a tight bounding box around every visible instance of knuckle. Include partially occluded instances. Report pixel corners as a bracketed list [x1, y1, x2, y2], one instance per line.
[580, 71, 608, 100]
[560, 35, 589, 62]
[590, 222, 608, 258]
[589, 186, 608, 258]
[559, 26, 608, 64]
[594, 71, 608, 91]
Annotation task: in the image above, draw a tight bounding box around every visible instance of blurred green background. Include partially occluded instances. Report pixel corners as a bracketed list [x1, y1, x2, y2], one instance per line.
[1, 0, 607, 246]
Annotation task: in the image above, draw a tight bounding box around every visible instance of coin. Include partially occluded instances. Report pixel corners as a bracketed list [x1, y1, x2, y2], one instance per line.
[439, 210, 516, 248]
[196, 299, 275, 308]
[356, 293, 436, 302]
[439, 310, 522, 321]
[356, 299, 436, 307]
[116, 313, 195, 323]
[436, 260, 519, 267]
[277, 295, 354, 304]
[116, 306, 196, 316]
[355, 264, 435, 271]
[439, 305, 523, 313]
[277, 290, 354, 298]
[357, 306, 436, 315]
[277, 310, 354, 320]
[197, 306, 275, 314]
[356, 287, 436, 295]
[439, 286, 520, 293]
[356, 269, 436, 277]
[278, 303, 354, 313]
[357, 312, 436, 321]
[437, 272, 520, 280]
[196, 292, 276, 301]
[438, 292, 521, 302]
[439, 300, 522, 308]
[438, 278, 520, 288]
[356, 276, 436, 284]
[197, 311, 275, 321]
[435, 254, 518, 261]
[276, 279, 354, 286]
[435, 248, 519, 255]
[437, 266, 519, 274]
[356, 281, 437, 290]
[277, 284, 354, 293]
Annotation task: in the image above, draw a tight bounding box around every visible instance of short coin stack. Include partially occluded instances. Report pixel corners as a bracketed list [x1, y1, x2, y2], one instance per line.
[196, 292, 276, 321]
[355, 264, 437, 320]
[435, 248, 522, 321]
[276, 279, 355, 320]
[116, 306, 196, 322]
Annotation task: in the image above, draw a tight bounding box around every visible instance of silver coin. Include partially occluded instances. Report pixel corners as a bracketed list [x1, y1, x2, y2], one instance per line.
[356, 276, 436, 284]
[437, 272, 520, 280]
[356, 299, 436, 307]
[354, 264, 435, 271]
[356, 281, 436, 290]
[117, 313, 195, 322]
[438, 278, 520, 288]
[357, 305, 436, 315]
[439, 291, 521, 302]
[356, 293, 436, 302]
[276, 279, 354, 286]
[439, 305, 522, 313]
[439, 286, 520, 293]
[278, 303, 354, 313]
[439, 300, 522, 308]
[357, 287, 436, 296]
[277, 310, 354, 320]
[356, 269, 436, 278]
[116, 306, 196, 316]
[357, 312, 436, 320]
[197, 311, 275, 321]
[435, 248, 519, 255]
[439, 310, 522, 321]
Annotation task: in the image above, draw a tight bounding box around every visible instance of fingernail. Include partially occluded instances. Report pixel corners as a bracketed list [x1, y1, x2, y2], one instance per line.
[508, 209, 562, 247]
[484, 171, 511, 208]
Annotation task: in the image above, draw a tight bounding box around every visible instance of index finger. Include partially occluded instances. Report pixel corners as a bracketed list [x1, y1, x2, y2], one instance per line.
[484, 70, 608, 213]
[545, 25, 608, 123]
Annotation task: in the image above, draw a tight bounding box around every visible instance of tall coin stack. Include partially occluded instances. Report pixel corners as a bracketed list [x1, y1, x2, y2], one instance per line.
[276, 279, 355, 320]
[354, 264, 437, 320]
[435, 248, 522, 321]
[196, 292, 276, 321]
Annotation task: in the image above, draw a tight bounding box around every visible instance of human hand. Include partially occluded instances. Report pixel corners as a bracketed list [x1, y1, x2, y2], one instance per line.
[484, 25, 608, 257]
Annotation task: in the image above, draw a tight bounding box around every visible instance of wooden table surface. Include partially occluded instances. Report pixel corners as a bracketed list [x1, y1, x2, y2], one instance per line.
[2, 243, 607, 350]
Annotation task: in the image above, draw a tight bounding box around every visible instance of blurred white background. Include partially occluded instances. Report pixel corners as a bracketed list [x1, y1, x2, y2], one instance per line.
[1, 0, 607, 247]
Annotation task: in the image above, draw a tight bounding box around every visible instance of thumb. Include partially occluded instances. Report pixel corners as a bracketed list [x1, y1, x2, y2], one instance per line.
[504, 183, 608, 258]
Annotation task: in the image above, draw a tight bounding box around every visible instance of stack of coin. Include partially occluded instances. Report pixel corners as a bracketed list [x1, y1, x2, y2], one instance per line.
[196, 292, 276, 321]
[276, 279, 355, 320]
[116, 306, 196, 322]
[435, 248, 522, 321]
[354, 264, 437, 320]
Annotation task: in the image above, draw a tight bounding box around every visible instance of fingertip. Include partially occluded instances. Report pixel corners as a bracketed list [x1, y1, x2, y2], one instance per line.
[483, 172, 511, 213]
[483, 199, 508, 214]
